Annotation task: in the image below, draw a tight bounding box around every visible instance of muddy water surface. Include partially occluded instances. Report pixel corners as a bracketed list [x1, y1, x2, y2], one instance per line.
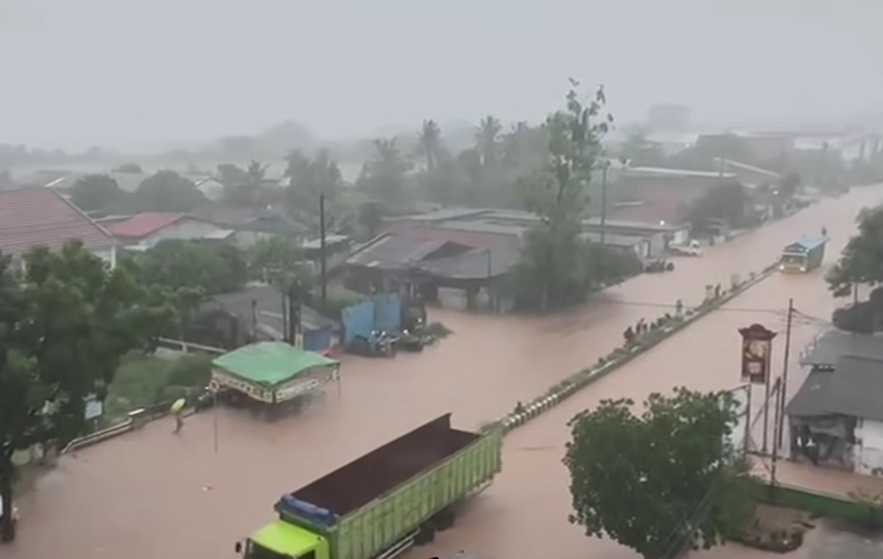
[3, 187, 883, 559]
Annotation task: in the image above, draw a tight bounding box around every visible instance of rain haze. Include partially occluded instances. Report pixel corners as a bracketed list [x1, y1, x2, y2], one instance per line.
[0, 0, 882, 149]
[4, 2, 883, 559]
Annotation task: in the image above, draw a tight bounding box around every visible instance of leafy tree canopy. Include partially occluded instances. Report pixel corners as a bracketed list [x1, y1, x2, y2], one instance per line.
[113, 162, 143, 173]
[508, 81, 637, 311]
[132, 170, 206, 212]
[827, 206, 883, 295]
[685, 182, 748, 236]
[247, 236, 314, 292]
[356, 138, 413, 208]
[284, 150, 343, 231]
[0, 242, 183, 542]
[137, 239, 248, 296]
[69, 174, 124, 212]
[563, 387, 757, 559]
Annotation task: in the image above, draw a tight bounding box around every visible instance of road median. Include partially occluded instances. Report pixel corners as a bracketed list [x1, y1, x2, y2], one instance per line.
[484, 261, 780, 434]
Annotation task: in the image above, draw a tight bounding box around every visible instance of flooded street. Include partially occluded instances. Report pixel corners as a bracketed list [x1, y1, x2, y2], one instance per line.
[4, 186, 883, 559]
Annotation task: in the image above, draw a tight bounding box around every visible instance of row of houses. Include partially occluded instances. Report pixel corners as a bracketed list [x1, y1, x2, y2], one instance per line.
[0, 187, 340, 353]
[16, 169, 226, 201]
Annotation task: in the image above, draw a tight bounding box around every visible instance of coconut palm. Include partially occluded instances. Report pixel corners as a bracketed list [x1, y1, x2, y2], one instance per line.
[416, 119, 442, 171]
[475, 115, 502, 167]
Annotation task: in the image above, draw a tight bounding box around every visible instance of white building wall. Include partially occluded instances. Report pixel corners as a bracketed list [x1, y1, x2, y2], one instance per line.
[93, 246, 117, 269]
[137, 219, 225, 248]
[854, 418, 883, 476]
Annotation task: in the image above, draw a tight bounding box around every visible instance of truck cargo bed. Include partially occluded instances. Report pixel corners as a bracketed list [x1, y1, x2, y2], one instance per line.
[294, 414, 478, 516]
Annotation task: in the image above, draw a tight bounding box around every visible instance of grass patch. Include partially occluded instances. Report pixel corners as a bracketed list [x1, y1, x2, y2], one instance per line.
[104, 351, 214, 421]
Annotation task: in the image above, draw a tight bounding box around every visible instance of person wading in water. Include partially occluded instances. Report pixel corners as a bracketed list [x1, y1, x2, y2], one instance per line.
[170, 397, 186, 434]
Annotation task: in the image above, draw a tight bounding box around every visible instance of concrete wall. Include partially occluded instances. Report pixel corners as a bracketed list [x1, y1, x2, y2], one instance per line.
[855, 418, 883, 476]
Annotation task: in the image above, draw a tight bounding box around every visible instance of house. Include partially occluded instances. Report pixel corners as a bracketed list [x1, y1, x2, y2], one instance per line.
[189, 203, 308, 248]
[0, 187, 117, 266]
[387, 208, 680, 258]
[344, 229, 520, 311]
[105, 212, 232, 249]
[787, 330, 883, 475]
[301, 234, 351, 273]
[186, 284, 338, 353]
[22, 170, 149, 193]
[190, 177, 224, 201]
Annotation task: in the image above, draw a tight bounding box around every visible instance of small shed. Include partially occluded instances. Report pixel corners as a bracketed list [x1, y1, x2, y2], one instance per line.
[188, 284, 339, 353]
[211, 341, 340, 405]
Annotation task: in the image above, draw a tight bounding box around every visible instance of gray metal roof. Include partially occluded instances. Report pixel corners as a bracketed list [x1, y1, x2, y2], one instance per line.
[302, 235, 349, 250]
[787, 355, 883, 421]
[800, 329, 883, 367]
[417, 244, 520, 280]
[345, 234, 451, 270]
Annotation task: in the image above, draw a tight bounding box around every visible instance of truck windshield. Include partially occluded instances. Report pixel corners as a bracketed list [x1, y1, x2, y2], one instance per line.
[781, 254, 804, 265]
[245, 540, 292, 559]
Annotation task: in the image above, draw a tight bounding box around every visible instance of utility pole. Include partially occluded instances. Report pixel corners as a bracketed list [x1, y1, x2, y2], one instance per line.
[319, 193, 328, 305]
[770, 377, 782, 485]
[485, 248, 492, 313]
[600, 160, 609, 245]
[777, 298, 794, 449]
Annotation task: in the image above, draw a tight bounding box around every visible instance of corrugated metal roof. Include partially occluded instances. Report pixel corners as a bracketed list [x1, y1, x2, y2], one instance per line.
[787, 355, 883, 421]
[346, 234, 454, 270]
[0, 187, 115, 257]
[417, 244, 520, 280]
[800, 330, 883, 367]
[107, 212, 185, 238]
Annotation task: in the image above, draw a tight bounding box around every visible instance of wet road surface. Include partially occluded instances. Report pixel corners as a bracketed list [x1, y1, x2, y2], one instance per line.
[419, 187, 883, 559]
[3, 186, 882, 559]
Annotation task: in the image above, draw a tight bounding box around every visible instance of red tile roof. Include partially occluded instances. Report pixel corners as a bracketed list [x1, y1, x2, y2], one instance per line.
[106, 212, 186, 238]
[0, 188, 116, 257]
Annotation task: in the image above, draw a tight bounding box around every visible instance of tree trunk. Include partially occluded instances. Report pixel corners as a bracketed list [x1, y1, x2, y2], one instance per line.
[0, 456, 15, 543]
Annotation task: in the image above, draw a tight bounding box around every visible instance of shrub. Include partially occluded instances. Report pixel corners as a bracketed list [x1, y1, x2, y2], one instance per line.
[167, 354, 214, 387]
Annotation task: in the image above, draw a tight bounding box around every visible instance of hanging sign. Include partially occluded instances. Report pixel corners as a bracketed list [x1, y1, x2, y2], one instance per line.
[738, 323, 777, 384]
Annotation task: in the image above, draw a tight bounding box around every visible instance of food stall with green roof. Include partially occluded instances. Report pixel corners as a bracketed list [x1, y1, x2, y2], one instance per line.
[211, 341, 340, 419]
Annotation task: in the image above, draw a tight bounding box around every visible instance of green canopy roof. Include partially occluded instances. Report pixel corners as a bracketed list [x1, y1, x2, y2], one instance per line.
[212, 341, 338, 386]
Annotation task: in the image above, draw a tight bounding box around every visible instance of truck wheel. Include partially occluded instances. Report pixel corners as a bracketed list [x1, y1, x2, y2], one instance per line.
[414, 523, 436, 545]
[434, 509, 455, 531]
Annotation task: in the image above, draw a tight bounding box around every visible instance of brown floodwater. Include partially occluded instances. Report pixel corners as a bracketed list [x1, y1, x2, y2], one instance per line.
[3, 186, 882, 559]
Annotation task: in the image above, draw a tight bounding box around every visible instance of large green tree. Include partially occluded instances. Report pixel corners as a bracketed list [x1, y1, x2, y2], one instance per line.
[284, 150, 343, 230]
[827, 206, 883, 295]
[684, 182, 748, 236]
[247, 236, 314, 290]
[137, 240, 248, 296]
[416, 119, 442, 171]
[475, 115, 502, 167]
[509, 82, 636, 311]
[69, 174, 124, 212]
[357, 138, 412, 206]
[133, 170, 206, 212]
[0, 242, 182, 542]
[563, 388, 756, 559]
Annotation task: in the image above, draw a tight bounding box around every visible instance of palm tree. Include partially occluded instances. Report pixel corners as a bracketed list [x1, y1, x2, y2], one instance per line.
[361, 138, 411, 204]
[475, 115, 502, 167]
[416, 119, 442, 171]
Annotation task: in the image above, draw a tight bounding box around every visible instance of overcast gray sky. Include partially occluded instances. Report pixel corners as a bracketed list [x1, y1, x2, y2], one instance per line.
[1, 0, 881, 149]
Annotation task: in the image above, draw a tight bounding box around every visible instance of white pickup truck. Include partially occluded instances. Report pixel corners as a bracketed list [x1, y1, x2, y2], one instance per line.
[669, 239, 702, 257]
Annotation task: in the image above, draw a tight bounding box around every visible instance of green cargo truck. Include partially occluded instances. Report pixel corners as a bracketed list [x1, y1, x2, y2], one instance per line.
[236, 414, 503, 559]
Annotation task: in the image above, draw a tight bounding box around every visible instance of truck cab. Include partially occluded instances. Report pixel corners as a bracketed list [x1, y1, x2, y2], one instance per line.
[237, 520, 329, 559]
